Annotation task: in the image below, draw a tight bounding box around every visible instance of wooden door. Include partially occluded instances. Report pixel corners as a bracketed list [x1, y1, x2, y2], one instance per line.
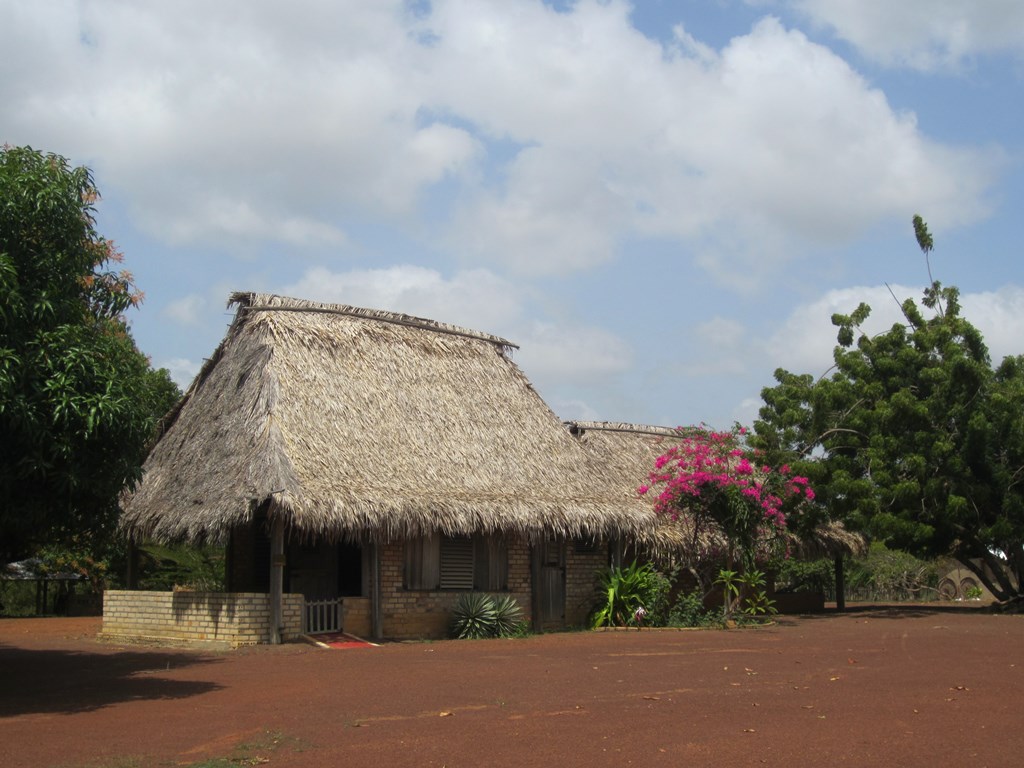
[534, 536, 566, 629]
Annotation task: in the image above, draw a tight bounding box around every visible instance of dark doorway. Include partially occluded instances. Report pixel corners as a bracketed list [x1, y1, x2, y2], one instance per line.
[337, 541, 364, 597]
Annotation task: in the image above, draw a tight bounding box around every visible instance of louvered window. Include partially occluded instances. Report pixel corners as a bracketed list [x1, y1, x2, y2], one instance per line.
[440, 536, 475, 589]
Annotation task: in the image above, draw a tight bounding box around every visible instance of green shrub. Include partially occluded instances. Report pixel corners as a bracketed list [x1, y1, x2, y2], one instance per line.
[775, 556, 835, 594]
[136, 543, 225, 591]
[0, 581, 37, 616]
[590, 561, 668, 628]
[667, 589, 719, 628]
[776, 543, 942, 602]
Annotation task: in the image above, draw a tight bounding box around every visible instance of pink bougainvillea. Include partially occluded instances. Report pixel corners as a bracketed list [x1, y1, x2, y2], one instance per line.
[638, 426, 817, 564]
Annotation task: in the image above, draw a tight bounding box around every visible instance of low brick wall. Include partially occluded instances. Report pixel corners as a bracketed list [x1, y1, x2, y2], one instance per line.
[101, 590, 304, 647]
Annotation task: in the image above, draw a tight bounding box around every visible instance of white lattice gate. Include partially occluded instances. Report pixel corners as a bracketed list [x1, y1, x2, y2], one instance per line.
[304, 598, 342, 634]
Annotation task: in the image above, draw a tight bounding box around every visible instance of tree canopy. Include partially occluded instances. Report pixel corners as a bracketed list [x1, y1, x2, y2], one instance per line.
[753, 218, 1024, 603]
[0, 145, 180, 564]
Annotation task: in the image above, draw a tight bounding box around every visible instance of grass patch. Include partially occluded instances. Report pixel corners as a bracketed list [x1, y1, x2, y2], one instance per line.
[185, 730, 309, 767]
[62, 730, 308, 768]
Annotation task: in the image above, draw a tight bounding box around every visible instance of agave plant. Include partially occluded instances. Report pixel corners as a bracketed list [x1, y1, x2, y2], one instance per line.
[491, 594, 524, 637]
[451, 592, 498, 639]
[451, 593, 525, 639]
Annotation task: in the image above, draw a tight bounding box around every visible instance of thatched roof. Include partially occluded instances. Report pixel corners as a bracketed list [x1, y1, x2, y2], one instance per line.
[565, 421, 685, 500]
[120, 294, 655, 544]
[565, 420, 866, 560]
[564, 421, 715, 559]
[788, 521, 868, 559]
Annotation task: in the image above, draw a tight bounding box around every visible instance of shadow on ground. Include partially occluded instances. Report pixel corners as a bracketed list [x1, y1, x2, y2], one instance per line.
[0, 644, 223, 717]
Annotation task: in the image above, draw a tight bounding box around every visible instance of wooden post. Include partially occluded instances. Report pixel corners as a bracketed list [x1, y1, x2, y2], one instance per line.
[530, 540, 541, 631]
[834, 555, 846, 612]
[370, 541, 383, 641]
[269, 516, 285, 644]
[126, 540, 140, 589]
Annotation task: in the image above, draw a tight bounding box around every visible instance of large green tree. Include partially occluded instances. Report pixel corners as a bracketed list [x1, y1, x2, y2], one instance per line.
[0, 146, 179, 564]
[753, 218, 1024, 603]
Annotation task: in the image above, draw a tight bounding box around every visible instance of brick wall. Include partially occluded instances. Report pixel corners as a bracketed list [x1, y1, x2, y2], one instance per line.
[341, 597, 372, 637]
[101, 590, 303, 648]
[565, 543, 607, 626]
[377, 537, 534, 640]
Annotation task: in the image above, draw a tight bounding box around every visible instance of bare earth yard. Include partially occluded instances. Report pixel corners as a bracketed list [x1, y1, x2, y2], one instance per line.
[1, 607, 1022, 767]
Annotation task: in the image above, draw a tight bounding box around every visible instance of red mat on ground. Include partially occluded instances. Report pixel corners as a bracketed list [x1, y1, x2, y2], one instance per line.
[314, 632, 375, 649]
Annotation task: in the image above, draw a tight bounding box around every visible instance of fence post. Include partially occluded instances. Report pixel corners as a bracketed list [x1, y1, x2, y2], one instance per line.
[834, 555, 846, 612]
[270, 517, 285, 644]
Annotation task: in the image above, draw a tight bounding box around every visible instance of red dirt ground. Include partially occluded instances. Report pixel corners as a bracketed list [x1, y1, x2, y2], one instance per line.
[2, 606, 1022, 768]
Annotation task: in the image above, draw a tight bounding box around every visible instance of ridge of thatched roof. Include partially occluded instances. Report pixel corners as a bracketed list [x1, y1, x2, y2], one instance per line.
[566, 421, 685, 439]
[121, 294, 654, 544]
[232, 291, 519, 353]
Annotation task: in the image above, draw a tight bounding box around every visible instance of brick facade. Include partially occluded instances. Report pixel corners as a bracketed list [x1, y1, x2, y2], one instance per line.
[101, 590, 303, 648]
[376, 536, 605, 639]
[340, 596, 372, 637]
[102, 535, 607, 645]
[565, 543, 607, 626]
[376, 537, 534, 639]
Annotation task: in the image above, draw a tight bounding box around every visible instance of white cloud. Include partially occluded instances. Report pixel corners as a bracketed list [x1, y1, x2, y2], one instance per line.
[515, 320, 634, 381]
[549, 397, 604, 422]
[430, 7, 998, 276]
[0, 0, 1000, 282]
[161, 357, 202, 389]
[766, 283, 1024, 378]
[789, 0, 1024, 71]
[159, 198, 349, 251]
[162, 294, 208, 327]
[0, 1, 479, 249]
[696, 317, 746, 348]
[282, 265, 522, 334]
[962, 286, 1024, 364]
[282, 263, 635, 390]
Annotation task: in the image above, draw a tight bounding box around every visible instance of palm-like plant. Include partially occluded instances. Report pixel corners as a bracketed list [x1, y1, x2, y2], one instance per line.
[590, 561, 661, 628]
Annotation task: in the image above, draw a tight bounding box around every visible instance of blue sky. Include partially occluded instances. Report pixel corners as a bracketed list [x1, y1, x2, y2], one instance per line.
[3, 0, 1023, 429]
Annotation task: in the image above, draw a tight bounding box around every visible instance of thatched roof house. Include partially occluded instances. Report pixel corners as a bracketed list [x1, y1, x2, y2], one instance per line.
[114, 295, 658, 642]
[122, 294, 653, 545]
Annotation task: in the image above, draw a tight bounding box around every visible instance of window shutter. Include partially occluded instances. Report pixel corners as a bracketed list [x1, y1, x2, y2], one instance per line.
[405, 535, 440, 589]
[475, 535, 508, 591]
[440, 536, 475, 590]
